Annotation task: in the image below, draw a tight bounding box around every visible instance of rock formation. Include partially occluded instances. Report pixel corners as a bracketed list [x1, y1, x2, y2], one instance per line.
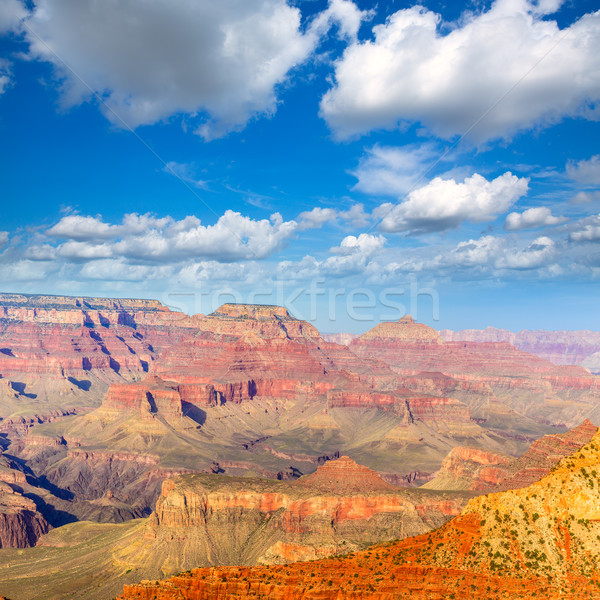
[0, 482, 50, 548]
[117, 427, 600, 600]
[350, 316, 600, 432]
[425, 419, 598, 492]
[0, 458, 469, 600]
[0, 447, 50, 547]
[440, 326, 600, 374]
[120, 456, 468, 573]
[2, 294, 599, 533]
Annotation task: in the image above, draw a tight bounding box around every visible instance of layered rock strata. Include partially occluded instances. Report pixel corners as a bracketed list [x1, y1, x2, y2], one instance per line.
[118, 428, 600, 600]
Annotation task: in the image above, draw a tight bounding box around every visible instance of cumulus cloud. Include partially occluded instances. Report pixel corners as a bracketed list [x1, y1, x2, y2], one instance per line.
[449, 234, 556, 270]
[320, 0, 600, 142]
[331, 233, 385, 255]
[0, 259, 57, 281]
[298, 207, 338, 230]
[497, 236, 556, 269]
[570, 214, 600, 242]
[297, 203, 370, 230]
[57, 241, 113, 260]
[310, 0, 367, 42]
[79, 259, 173, 282]
[47, 211, 298, 262]
[504, 206, 567, 230]
[21, 0, 365, 139]
[23, 245, 57, 261]
[374, 172, 529, 234]
[352, 144, 439, 196]
[566, 155, 600, 185]
[572, 191, 600, 204]
[278, 232, 385, 280]
[0, 231, 8, 247]
[47, 215, 118, 240]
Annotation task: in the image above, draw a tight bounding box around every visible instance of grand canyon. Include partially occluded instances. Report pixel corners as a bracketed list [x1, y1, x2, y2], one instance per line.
[3, 0, 599, 597]
[0, 292, 598, 598]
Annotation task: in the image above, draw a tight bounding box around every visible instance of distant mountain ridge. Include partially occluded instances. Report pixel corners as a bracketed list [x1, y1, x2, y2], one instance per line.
[440, 326, 600, 374]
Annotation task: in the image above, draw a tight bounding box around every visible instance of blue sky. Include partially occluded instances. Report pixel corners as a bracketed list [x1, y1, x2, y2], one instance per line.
[0, 0, 599, 332]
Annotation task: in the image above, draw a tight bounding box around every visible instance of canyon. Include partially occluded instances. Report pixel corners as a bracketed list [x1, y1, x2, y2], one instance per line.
[0, 292, 599, 599]
[439, 327, 600, 374]
[0, 430, 592, 600]
[117, 426, 600, 600]
[0, 456, 470, 600]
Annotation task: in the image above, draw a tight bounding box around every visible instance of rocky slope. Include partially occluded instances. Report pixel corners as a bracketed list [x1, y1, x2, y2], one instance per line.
[0, 458, 469, 600]
[0, 480, 49, 548]
[350, 316, 600, 432]
[425, 419, 598, 491]
[440, 326, 600, 374]
[118, 428, 600, 600]
[127, 457, 469, 572]
[3, 295, 599, 529]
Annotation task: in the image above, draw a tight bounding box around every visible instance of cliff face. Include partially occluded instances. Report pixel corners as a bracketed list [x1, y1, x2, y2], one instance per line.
[118, 429, 600, 600]
[350, 317, 600, 432]
[0, 293, 193, 426]
[3, 295, 600, 534]
[114, 456, 468, 575]
[425, 419, 598, 492]
[0, 481, 49, 548]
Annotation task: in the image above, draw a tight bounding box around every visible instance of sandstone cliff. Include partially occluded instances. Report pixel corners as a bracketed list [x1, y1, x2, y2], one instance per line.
[117, 428, 600, 600]
[121, 456, 468, 574]
[0, 458, 468, 600]
[425, 419, 598, 491]
[0, 481, 49, 548]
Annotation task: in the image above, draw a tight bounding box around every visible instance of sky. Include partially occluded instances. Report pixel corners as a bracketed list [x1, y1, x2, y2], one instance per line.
[0, 0, 599, 333]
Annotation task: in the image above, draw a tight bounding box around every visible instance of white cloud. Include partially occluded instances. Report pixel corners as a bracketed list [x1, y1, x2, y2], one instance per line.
[572, 191, 600, 204]
[331, 233, 385, 255]
[0, 231, 8, 247]
[298, 207, 338, 230]
[497, 236, 556, 269]
[297, 203, 370, 230]
[47, 210, 298, 262]
[79, 259, 172, 282]
[23, 244, 57, 260]
[177, 260, 265, 286]
[374, 172, 529, 234]
[448, 234, 556, 270]
[449, 235, 504, 267]
[310, 0, 368, 42]
[570, 215, 600, 242]
[47, 215, 118, 240]
[23, 0, 365, 139]
[0, 58, 12, 95]
[320, 0, 600, 142]
[339, 203, 370, 228]
[277, 232, 385, 280]
[0, 259, 57, 281]
[504, 206, 567, 230]
[0, 0, 26, 34]
[352, 144, 439, 196]
[57, 241, 113, 260]
[566, 155, 600, 185]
